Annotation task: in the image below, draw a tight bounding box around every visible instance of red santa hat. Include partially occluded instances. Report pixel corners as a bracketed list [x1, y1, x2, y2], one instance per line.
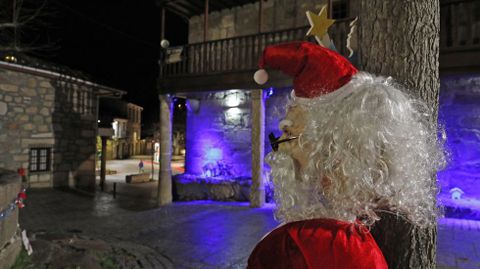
[253, 41, 358, 98]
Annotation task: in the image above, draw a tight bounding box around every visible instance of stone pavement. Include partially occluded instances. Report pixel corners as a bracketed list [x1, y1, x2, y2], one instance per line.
[18, 189, 480, 269]
[437, 218, 480, 269]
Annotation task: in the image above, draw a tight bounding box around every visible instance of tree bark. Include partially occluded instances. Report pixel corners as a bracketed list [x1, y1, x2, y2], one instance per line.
[355, 1, 440, 268]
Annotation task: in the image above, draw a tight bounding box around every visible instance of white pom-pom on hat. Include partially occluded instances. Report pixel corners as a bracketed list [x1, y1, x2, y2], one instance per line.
[254, 69, 269, 85]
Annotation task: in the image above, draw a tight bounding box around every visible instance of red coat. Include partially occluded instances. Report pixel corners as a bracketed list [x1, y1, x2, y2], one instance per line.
[248, 218, 387, 269]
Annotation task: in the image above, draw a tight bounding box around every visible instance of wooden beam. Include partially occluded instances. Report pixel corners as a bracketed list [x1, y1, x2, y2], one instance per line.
[159, 70, 292, 93]
[166, 3, 192, 17]
[178, 0, 204, 14]
[204, 0, 209, 42]
[161, 7, 165, 40]
[328, 0, 333, 18]
[258, 0, 263, 33]
[163, 6, 190, 22]
[100, 136, 107, 191]
[211, 0, 230, 10]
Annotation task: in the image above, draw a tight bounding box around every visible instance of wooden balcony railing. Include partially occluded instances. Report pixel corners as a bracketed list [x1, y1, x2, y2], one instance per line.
[441, 0, 480, 51]
[161, 18, 354, 78]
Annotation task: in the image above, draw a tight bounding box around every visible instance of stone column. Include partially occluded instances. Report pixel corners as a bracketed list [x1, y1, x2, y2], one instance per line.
[250, 89, 265, 207]
[158, 94, 173, 205]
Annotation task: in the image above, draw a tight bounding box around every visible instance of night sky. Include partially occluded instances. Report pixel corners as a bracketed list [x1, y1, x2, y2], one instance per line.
[39, 0, 188, 129]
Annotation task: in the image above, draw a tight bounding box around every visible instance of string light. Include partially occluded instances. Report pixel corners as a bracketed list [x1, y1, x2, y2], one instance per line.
[0, 188, 27, 222]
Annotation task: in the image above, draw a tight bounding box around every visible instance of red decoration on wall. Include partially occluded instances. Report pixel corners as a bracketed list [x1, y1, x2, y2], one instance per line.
[17, 167, 26, 177]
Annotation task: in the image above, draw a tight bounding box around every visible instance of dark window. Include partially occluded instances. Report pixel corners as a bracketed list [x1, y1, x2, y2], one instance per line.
[332, 0, 349, 19]
[29, 148, 51, 172]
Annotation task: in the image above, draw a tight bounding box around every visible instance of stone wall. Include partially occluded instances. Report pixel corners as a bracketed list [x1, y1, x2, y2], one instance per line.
[0, 67, 98, 190]
[185, 90, 252, 177]
[264, 87, 291, 157]
[438, 74, 480, 199]
[189, 0, 329, 43]
[184, 87, 292, 179]
[0, 169, 22, 269]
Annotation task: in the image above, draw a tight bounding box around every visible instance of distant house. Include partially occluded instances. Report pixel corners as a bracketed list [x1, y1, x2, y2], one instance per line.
[98, 99, 144, 159]
[0, 60, 125, 191]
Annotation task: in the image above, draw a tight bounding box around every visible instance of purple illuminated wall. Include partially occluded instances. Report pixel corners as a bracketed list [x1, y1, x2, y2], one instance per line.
[184, 88, 292, 179]
[438, 74, 480, 218]
[264, 88, 292, 157]
[182, 78, 480, 214]
[185, 90, 252, 178]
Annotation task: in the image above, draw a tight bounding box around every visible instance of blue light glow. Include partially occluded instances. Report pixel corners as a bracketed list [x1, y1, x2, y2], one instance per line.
[438, 74, 480, 220]
[205, 148, 223, 162]
[185, 90, 252, 179]
[266, 87, 274, 98]
[178, 201, 278, 261]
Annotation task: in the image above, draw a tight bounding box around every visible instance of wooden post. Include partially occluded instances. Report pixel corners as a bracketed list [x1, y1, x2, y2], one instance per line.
[250, 89, 265, 207]
[158, 94, 173, 205]
[328, 0, 333, 18]
[151, 140, 155, 180]
[161, 8, 166, 40]
[204, 0, 209, 42]
[159, 8, 166, 80]
[258, 0, 263, 33]
[100, 136, 107, 191]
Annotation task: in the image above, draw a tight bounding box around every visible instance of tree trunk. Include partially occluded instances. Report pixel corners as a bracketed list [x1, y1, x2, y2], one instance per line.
[355, 1, 440, 268]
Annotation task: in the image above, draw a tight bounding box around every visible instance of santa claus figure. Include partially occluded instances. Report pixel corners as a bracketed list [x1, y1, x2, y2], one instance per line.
[248, 41, 445, 268]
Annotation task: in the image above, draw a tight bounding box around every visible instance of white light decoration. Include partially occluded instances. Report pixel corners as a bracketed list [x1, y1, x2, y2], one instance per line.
[254, 69, 269, 85]
[225, 91, 241, 107]
[4, 55, 17, 63]
[112, 121, 119, 138]
[160, 39, 170, 49]
[154, 143, 160, 162]
[225, 107, 243, 126]
[450, 187, 465, 200]
[226, 107, 241, 117]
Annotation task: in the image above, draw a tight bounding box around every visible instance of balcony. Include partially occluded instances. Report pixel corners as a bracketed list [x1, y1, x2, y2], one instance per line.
[440, 0, 480, 72]
[159, 18, 354, 92]
[158, 0, 480, 93]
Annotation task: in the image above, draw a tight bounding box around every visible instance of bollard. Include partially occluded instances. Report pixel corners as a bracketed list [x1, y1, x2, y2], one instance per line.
[113, 182, 117, 198]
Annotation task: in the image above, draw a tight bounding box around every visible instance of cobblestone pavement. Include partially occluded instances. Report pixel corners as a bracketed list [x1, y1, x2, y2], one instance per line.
[19, 189, 480, 269]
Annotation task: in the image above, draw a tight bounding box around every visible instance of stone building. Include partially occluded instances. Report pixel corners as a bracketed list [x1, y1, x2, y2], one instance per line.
[127, 103, 143, 155]
[156, 0, 480, 214]
[188, 0, 349, 43]
[0, 61, 124, 190]
[98, 99, 144, 159]
[156, 0, 350, 206]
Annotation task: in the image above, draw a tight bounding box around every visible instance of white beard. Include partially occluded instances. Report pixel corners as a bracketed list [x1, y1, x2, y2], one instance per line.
[266, 151, 356, 224]
[266, 72, 446, 227]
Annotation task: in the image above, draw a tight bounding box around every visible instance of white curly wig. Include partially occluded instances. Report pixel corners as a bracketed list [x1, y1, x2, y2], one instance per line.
[266, 72, 446, 227]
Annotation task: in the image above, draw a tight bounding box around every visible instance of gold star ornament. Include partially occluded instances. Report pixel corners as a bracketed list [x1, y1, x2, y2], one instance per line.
[306, 5, 335, 41]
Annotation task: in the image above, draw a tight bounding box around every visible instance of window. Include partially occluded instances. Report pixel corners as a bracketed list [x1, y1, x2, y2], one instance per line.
[29, 148, 51, 172]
